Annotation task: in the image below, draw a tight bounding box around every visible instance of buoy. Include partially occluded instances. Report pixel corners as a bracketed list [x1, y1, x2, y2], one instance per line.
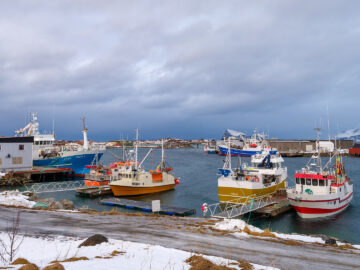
[175, 179, 180, 184]
[202, 203, 209, 213]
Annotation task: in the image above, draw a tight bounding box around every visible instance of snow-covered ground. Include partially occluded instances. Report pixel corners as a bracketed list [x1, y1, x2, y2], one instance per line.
[213, 219, 360, 249]
[0, 233, 278, 270]
[0, 191, 36, 208]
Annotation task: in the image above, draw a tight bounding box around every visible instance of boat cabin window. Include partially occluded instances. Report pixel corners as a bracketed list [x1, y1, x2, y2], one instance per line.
[296, 178, 300, 184]
[306, 179, 311, 185]
[312, 179, 318, 186]
[301, 178, 305, 185]
[319, 180, 325, 186]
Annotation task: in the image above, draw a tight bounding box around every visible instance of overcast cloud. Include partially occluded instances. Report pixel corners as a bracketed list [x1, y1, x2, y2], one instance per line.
[0, 1, 359, 140]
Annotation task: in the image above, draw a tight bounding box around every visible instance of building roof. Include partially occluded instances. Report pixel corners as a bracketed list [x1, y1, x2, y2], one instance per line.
[0, 136, 34, 143]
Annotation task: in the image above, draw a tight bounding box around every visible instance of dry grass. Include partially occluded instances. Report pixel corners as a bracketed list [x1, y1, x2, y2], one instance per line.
[18, 264, 39, 270]
[243, 226, 275, 238]
[185, 255, 236, 270]
[11, 258, 30, 265]
[111, 250, 125, 256]
[237, 260, 254, 270]
[51, 256, 89, 263]
[337, 243, 358, 250]
[42, 263, 64, 270]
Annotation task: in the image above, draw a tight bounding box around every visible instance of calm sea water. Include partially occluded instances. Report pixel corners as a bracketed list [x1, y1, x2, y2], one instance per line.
[37, 147, 360, 244]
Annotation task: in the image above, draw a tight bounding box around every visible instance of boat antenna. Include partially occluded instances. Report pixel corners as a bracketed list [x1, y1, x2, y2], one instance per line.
[326, 101, 331, 142]
[52, 105, 55, 135]
[315, 127, 322, 173]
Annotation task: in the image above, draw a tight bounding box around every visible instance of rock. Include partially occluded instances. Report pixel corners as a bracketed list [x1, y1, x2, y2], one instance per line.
[60, 199, 75, 210]
[11, 258, 30, 265]
[78, 205, 97, 213]
[36, 198, 56, 205]
[49, 201, 64, 210]
[325, 238, 337, 245]
[43, 263, 65, 270]
[32, 202, 49, 209]
[19, 263, 39, 270]
[79, 234, 108, 247]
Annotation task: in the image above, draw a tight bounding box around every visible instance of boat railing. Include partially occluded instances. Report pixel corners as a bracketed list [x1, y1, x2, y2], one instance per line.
[206, 192, 277, 219]
[85, 174, 111, 181]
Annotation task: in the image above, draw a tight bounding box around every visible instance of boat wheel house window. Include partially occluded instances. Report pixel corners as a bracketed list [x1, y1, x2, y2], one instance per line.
[312, 179, 318, 186]
[301, 178, 305, 185]
[19, 144, 24, 150]
[306, 179, 311, 185]
[319, 180, 325, 186]
[296, 178, 300, 184]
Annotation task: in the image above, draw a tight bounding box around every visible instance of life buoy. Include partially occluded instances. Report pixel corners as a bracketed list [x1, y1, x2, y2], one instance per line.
[202, 203, 209, 213]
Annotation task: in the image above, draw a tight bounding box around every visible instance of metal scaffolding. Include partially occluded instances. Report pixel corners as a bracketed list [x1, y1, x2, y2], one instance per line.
[207, 194, 276, 218]
[23, 180, 85, 193]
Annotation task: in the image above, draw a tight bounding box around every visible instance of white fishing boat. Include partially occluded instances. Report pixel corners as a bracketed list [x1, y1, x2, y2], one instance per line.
[287, 129, 353, 219]
[217, 129, 277, 156]
[218, 139, 287, 203]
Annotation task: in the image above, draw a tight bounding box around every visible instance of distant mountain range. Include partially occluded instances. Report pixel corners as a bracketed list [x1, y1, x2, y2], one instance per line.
[336, 128, 360, 142]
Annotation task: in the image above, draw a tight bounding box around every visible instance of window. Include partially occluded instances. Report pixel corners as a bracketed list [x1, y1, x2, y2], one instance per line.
[296, 178, 300, 184]
[306, 179, 311, 185]
[0, 158, 2, 165]
[19, 144, 24, 150]
[319, 180, 325, 186]
[12, 157, 23, 164]
[312, 179, 318, 186]
[301, 178, 305, 185]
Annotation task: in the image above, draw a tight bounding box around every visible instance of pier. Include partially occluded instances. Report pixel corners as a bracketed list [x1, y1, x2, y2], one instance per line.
[76, 186, 113, 198]
[100, 198, 196, 216]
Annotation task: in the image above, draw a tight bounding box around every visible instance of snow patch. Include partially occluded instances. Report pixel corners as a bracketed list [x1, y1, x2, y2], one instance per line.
[0, 233, 278, 270]
[0, 191, 36, 208]
[213, 219, 360, 248]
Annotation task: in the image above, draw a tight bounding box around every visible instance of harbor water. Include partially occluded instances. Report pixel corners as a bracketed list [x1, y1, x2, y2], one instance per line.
[36, 147, 360, 244]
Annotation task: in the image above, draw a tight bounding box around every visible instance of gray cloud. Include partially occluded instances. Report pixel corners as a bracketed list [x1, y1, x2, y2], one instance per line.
[0, 1, 360, 140]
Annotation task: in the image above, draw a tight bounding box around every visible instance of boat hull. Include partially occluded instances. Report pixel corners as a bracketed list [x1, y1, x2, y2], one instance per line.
[33, 152, 104, 176]
[218, 180, 286, 203]
[110, 183, 175, 196]
[218, 146, 277, 156]
[288, 192, 353, 219]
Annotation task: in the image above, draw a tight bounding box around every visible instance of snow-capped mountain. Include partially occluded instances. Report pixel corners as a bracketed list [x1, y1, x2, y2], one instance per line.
[336, 128, 360, 142]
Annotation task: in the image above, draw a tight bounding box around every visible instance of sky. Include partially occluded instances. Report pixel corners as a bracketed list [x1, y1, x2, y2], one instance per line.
[0, 1, 359, 141]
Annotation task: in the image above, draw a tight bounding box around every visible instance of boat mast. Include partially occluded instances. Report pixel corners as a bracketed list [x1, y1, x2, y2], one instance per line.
[135, 128, 139, 170]
[81, 117, 89, 151]
[161, 139, 164, 165]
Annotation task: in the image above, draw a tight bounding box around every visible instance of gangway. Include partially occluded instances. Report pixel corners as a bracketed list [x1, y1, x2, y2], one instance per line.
[23, 180, 85, 193]
[207, 194, 277, 219]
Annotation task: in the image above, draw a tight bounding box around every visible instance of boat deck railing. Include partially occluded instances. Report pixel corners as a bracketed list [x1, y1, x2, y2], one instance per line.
[207, 192, 277, 219]
[86, 174, 111, 181]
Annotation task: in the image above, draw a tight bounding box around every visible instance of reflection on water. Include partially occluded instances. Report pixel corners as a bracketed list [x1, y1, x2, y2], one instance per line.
[35, 148, 360, 244]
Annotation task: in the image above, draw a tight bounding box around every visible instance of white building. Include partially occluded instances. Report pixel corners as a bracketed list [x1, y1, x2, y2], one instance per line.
[0, 137, 33, 173]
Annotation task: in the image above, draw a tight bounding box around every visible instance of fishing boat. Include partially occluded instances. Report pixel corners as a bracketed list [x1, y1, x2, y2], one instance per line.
[287, 129, 353, 219]
[204, 141, 217, 154]
[15, 113, 104, 176]
[218, 130, 277, 156]
[218, 139, 287, 203]
[109, 131, 179, 196]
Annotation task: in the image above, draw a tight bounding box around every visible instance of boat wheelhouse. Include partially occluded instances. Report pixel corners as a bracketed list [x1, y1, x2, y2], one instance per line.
[287, 129, 353, 219]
